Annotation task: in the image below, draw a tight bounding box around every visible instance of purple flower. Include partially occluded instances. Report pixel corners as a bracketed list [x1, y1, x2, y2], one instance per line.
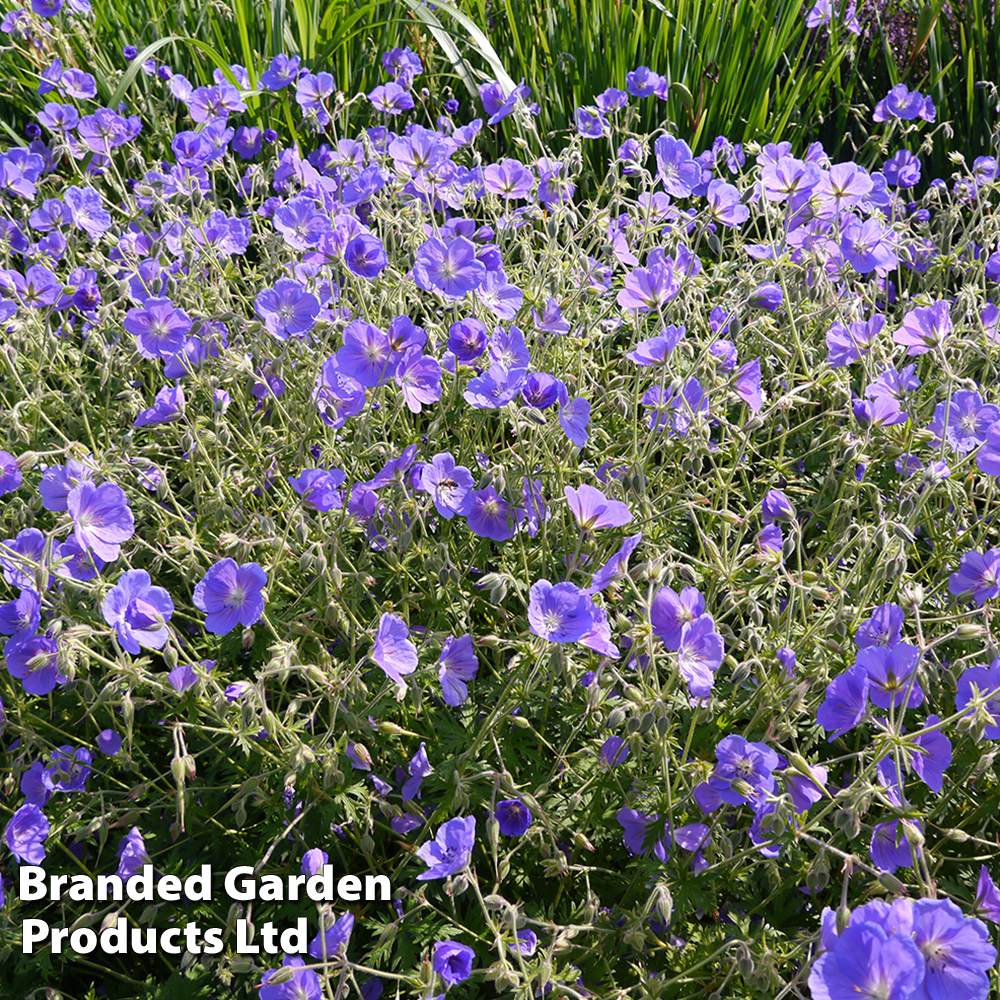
[808, 921, 924, 1000]
[761, 489, 794, 524]
[439, 635, 478, 706]
[974, 866, 1000, 924]
[521, 373, 566, 409]
[617, 249, 680, 311]
[124, 297, 192, 359]
[303, 849, 329, 877]
[68, 481, 135, 562]
[642, 379, 708, 435]
[0, 528, 46, 590]
[0, 451, 22, 496]
[929, 391, 1000, 453]
[805, 0, 861, 33]
[955, 659, 1000, 739]
[102, 569, 173, 655]
[761, 156, 820, 202]
[368, 82, 414, 115]
[777, 647, 796, 676]
[486, 78, 530, 124]
[233, 126, 261, 159]
[733, 359, 763, 412]
[587, 533, 642, 594]
[401, 742, 431, 801]
[840, 215, 898, 273]
[758, 524, 783, 558]
[855, 603, 904, 649]
[600, 736, 629, 767]
[309, 912, 354, 960]
[627, 326, 686, 366]
[626, 66, 661, 98]
[260, 955, 322, 1000]
[883, 149, 921, 188]
[533, 297, 571, 336]
[709, 735, 779, 807]
[416, 815, 475, 880]
[382, 46, 423, 87]
[677, 615, 724, 699]
[650, 586, 706, 650]
[193, 559, 267, 635]
[5, 803, 49, 864]
[786, 763, 827, 812]
[894, 300, 952, 355]
[116, 826, 150, 879]
[873, 83, 936, 122]
[826, 315, 884, 366]
[520, 478, 550, 538]
[483, 158, 534, 199]
[448, 318, 488, 362]
[63, 186, 112, 237]
[466, 487, 517, 541]
[5, 632, 65, 695]
[527, 580, 594, 642]
[857, 642, 922, 710]
[262, 54, 300, 90]
[421, 453, 474, 519]
[255, 278, 320, 341]
[289, 468, 346, 512]
[559, 397, 591, 447]
[372, 613, 418, 690]
[413, 235, 486, 299]
[345, 234, 388, 279]
[911, 898, 997, 1000]
[337, 320, 393, 387]
[53, 538, 105, 583]
[706, 178, 748, 226]
[575, 106, 609, 138]
[617, 808, 668, 862]
[511, 929, 538, 956]
[749, 283, 783, 310]
[134, 385, 184, 427]
[395, 348, 441, 413]
[97, 729, 122, 755]
[168, 659, 214, 694]
[43, 746, 92, 792]
[565, 484, 633, 531]
[949, 548, 1000, 606]
[908, 715, 951, 793]
[817, 664, 869, 739]
[872, 819, 920, 874]
[495, 798, 532, 836]
[432, 940, 475, 986]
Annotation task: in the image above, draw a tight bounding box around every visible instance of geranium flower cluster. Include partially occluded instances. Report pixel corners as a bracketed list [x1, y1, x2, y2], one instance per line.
[2, 31, 1000, 1000]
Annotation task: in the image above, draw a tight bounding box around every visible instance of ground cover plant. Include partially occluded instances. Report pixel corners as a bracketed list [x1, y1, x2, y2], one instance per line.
[1, 5, 1000, 1000]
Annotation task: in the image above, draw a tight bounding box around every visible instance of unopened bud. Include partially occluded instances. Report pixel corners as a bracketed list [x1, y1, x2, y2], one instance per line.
[900, 819, 924, 849]
[264, 966, 295, 986]
[877, 872, 908, 895]
[956, 623, 986, 639]
[607, 706, 627, 729]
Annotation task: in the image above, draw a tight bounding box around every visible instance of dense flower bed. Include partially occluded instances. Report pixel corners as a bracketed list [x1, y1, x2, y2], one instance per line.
[0, 19, 999, 1000]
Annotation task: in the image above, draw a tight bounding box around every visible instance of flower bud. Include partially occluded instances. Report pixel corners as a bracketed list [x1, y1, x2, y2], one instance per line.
[607, 706, 627, 729]
[877, 872, 908, 895]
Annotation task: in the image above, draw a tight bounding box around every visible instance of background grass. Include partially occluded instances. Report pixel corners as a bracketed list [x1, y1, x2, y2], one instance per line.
[1, 0, 996, 173]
